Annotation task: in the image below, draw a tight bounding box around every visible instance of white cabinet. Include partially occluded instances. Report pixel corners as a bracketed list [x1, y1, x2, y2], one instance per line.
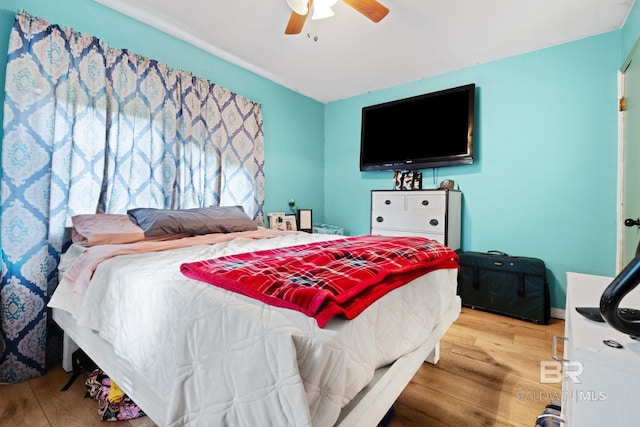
[370, 190, 461, 251]
[561, 272, 640, 425]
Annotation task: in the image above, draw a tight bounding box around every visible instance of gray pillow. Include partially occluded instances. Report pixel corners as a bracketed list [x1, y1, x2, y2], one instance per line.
[127, 206, 257, 237]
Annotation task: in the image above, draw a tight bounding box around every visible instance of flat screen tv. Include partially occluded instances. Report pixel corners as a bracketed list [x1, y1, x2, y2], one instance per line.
[359, 83, 475, 171]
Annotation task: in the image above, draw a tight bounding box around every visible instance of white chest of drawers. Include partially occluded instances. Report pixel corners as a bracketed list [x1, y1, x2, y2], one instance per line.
[370, 190, 461, 251]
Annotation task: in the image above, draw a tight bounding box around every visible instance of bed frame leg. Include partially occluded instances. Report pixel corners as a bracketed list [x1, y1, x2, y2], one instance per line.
[425, 342, 440, 365]
[62, 332, 79, 372]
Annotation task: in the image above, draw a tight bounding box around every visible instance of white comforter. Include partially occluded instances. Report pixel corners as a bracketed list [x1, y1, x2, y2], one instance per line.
[49, 232, 458, 426]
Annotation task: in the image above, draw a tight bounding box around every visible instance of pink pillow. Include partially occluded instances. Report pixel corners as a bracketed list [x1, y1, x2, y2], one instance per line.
[71, 214, 146, 246]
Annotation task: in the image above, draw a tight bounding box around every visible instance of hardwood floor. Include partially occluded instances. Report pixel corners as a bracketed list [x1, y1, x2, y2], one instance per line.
[0, 308, 563, 426]
[389, 308, 564, 426]
[0, 364, 154, 427]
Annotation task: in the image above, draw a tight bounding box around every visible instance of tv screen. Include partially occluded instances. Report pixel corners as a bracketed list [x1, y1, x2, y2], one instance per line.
[359, 83, 475, 171]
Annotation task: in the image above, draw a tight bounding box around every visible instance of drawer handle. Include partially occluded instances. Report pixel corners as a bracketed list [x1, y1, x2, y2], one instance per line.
[376, 216, 384, 223]
[552, 336, 569, 362]
[421, 200, 429, 206]
[429, 219, 438, 226]
[385, 200, 391, 205]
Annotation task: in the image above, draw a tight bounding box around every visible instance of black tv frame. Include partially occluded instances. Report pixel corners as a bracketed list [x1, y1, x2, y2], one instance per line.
[359, 83, 475, 171]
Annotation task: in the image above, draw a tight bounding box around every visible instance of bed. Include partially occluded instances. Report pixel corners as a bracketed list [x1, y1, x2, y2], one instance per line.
[48, 220, 461, 427]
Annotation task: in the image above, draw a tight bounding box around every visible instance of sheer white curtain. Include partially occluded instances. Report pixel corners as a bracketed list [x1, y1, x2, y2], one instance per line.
[1, 10, 265, 383]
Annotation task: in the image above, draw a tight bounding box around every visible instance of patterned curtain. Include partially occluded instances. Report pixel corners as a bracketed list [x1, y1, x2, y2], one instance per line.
[0, 11, 265, 383]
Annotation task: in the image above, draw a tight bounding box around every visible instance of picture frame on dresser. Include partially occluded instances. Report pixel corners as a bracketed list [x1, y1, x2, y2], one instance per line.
[283, 215, 297, 231]
[298, 209, 313, 232]
[268, 212, 286, 231]
[393, 170, 423, 191]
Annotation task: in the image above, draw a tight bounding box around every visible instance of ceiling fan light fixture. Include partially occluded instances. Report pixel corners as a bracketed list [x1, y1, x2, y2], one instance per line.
[311, 0, 338, 20]
[285, 0, 388, 35]
[311, 6, 334, 20]
[287, 0, 308, 15]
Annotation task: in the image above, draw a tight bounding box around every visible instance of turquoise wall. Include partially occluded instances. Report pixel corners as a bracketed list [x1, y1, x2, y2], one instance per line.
[2, 0, 639, 311]
[324, 32, 622, 310]
[0, 0, 326, 219]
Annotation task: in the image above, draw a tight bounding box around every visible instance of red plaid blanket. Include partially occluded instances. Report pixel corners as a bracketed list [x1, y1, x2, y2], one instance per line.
[180, 235, 459, 327]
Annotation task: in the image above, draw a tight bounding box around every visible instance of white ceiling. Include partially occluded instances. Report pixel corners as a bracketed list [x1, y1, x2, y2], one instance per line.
[96, 0, 634, 103]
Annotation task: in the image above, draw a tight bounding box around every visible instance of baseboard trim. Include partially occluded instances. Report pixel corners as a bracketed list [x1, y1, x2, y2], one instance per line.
[551, 307, 566, 320]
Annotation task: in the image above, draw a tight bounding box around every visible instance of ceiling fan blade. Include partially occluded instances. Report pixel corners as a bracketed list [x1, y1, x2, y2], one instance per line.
[342, 0, 389, 23]
[285, 0, 313, 34]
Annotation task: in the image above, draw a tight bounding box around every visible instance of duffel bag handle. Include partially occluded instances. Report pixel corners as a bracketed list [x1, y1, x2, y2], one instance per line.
[487, 250, 511, 257]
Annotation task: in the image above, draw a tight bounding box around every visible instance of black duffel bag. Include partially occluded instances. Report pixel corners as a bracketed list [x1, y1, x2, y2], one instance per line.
[457, 250, 550, 324]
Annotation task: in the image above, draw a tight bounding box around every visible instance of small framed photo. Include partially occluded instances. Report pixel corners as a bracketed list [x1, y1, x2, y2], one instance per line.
[401, 171, 414, 190]
[298, 209, 313, 233]
[394, 170, 422, 190]
[413, 172, 423, 190]
[284, 215, 297, 231]
[268, 212, 285, 230]
[394, 170, 404, 190]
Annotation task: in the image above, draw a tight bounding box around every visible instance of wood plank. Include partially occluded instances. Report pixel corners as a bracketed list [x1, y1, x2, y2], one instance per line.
[3, 365, 157, 427]
[389, 309, 563, 427]
[0, 379, 50, 426]
[394, 367, 536, 427]
[29, 365, 103, 427]
[391, 386, 524, 427]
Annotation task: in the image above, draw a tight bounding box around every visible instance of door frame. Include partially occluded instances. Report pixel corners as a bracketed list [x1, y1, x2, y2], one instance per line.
[617, 38, 640, 271]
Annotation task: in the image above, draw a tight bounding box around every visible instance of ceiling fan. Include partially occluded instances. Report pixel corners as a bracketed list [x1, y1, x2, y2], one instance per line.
[285, 0, 389, 35]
